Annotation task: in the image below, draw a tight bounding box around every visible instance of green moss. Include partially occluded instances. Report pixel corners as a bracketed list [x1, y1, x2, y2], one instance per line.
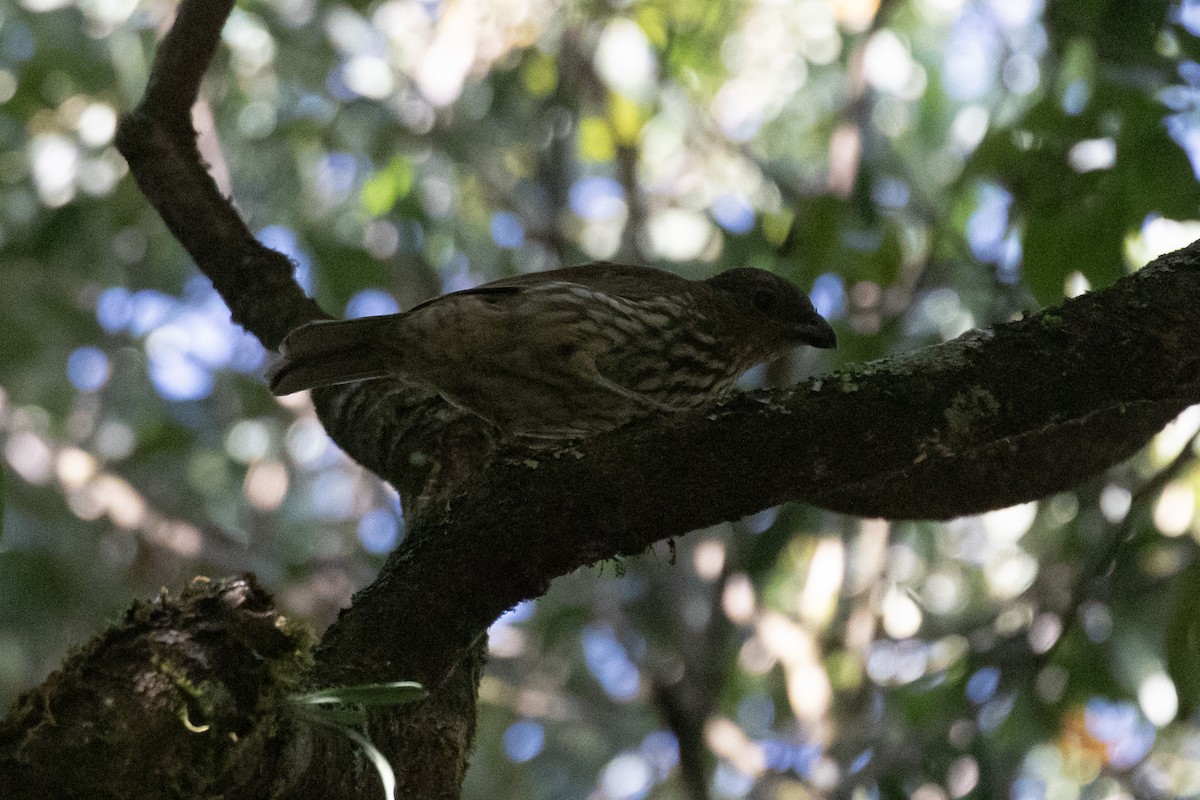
[153, 654, 231, 733]
[945, 387, 1000, 442]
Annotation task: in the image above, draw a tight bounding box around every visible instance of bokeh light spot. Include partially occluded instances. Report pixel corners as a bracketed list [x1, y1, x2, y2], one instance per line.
[967, 184, 1012, 264]
[128, 289, 178, 336]
[503, 720, 544, 763]
[67, 346, 111, 392]
[345, 289, 400, 319]
[490, 211, 525, 249]
[582, 625, 641, 701]
[810, 273, 847, 320]
[601, 752, 653, 800]
[148, 353, 213, 402]
[1154, 480, 1195, 536]
[1139, 673, 1178, 727]
[244, 459, 288, 511]
[77, 102, 117, 148]
[226, 419, 272, 463]
[966, 666, 1000, 705]
[711, 194, 756, 234]
[30, 133, 78, 207]
[358, 508, 401, 554]
[310, 468, 358, 521]
[594, 19, 656, 100]
[569, 176, 626, 221]
[96, 288, 132, 333]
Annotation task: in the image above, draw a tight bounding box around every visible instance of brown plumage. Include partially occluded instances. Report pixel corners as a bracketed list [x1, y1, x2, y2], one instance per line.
[269, 263, 836, 439]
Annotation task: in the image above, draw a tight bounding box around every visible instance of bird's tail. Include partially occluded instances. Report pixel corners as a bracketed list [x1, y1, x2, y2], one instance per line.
[268, 317, 393, 395]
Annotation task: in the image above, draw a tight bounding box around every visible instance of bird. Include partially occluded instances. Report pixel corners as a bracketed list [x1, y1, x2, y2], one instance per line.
[269, 263, 836, 439]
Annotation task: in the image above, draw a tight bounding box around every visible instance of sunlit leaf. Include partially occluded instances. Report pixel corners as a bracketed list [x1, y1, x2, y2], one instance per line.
[361, 158, 414, 217]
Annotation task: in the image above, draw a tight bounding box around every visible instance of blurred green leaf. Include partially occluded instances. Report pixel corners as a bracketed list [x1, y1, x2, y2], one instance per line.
[1167, 562, 1200, 716]
[362, 157, 415, 217]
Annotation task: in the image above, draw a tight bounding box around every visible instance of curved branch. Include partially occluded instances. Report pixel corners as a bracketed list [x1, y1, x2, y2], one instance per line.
[114, 0, 325, 349]
[317, 246, 1200, 688]
[113, 0, 489, 511]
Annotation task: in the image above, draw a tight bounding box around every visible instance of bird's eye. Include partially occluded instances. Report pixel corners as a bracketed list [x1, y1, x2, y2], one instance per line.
[752, 288, 777, 313]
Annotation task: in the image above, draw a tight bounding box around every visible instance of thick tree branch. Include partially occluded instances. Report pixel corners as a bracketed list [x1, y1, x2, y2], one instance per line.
[0, 577, 312, 800]
[316, 246, 1200, 692]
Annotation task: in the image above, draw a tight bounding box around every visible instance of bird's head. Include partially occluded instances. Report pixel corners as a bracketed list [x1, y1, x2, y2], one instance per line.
[705, 267, 837, 355]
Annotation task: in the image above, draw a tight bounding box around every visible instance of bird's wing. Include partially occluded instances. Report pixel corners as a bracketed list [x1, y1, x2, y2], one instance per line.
[406, 284, 521, 313]
[491, 263, 697, 297]
[406, 263, 697, 311]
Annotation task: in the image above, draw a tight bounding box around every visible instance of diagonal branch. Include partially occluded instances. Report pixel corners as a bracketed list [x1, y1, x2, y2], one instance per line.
[114, 0, 324, 349]
[317, 246, 1200, 688]
[114, 0, 482, 511]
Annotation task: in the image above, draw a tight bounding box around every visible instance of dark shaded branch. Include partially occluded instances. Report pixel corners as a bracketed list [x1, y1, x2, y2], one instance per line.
[114, 0, 325, 349]
[317, 246, 1200, 690]
[0, 577, 311, 800]
[114, 0, 471, 510]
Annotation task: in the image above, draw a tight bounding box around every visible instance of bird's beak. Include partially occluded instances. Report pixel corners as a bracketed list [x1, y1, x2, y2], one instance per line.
[796, 316, 837, 349]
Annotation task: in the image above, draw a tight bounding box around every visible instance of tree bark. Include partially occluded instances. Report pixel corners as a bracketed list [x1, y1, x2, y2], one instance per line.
[2, 1, 1199, 798]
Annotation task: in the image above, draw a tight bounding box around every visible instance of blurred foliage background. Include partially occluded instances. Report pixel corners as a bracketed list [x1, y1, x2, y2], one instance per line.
[2, 0, 1200, 797]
